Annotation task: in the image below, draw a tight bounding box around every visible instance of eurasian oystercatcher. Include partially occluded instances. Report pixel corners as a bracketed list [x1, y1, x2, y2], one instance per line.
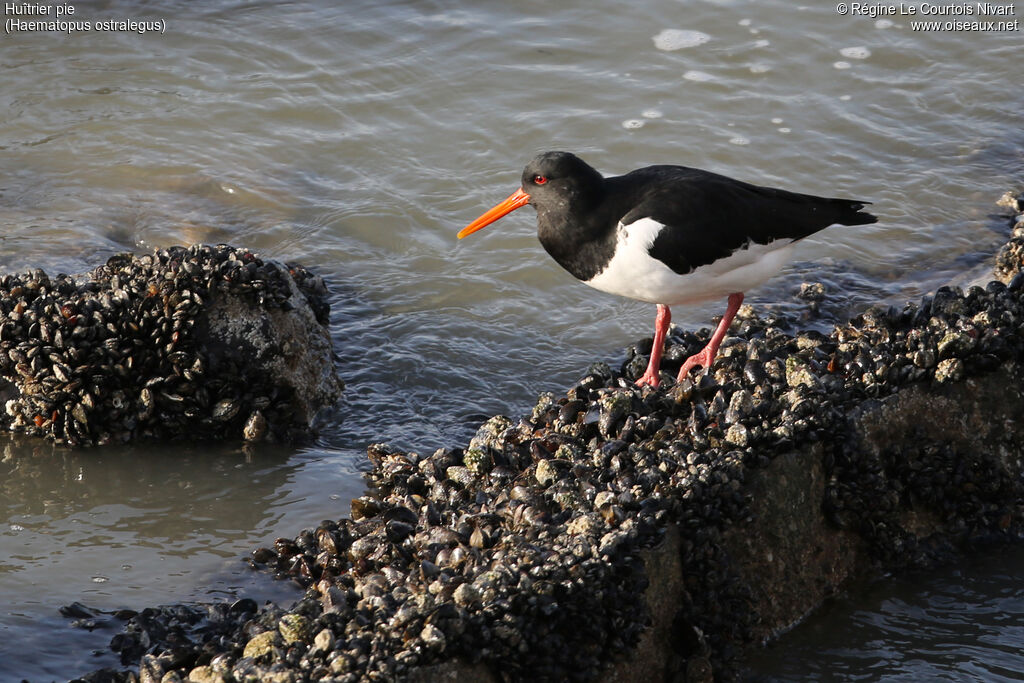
[458, 151, 877, 388]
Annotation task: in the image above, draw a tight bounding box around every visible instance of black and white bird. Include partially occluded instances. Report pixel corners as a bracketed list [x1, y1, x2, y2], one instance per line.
[458, 151, 877, 388]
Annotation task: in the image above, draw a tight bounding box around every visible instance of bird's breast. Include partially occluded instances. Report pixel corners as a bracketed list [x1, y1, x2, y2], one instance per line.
[583, 218, 797, 305]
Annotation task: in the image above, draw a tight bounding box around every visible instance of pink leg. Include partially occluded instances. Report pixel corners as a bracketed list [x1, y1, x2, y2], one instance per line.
[635, 304, 671, 388]
[676, 292, 744, 382]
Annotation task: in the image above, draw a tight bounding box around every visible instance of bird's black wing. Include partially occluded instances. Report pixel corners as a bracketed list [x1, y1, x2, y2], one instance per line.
[611, 166, 876, 275]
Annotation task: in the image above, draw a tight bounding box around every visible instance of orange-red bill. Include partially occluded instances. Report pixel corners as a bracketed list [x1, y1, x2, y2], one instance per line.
[457, 188, 531, 239]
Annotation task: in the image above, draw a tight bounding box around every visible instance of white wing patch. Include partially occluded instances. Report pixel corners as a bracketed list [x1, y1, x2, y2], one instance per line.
[584, 217, 795, 305]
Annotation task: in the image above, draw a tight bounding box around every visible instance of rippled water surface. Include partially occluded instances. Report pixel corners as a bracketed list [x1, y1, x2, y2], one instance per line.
[746, 545, 1024, 681]
[1, 1, 1021, 679]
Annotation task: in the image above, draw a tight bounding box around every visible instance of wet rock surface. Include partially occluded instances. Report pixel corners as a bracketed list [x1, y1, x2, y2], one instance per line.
[0, 244, 341, 445]
[72, 200, 1024, 681]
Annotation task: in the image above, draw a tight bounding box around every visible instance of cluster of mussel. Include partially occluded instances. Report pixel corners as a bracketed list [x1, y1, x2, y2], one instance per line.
[995, 215, 1024, 284]
[0, 244, 330, 446]
[79, 214, 1024, 681]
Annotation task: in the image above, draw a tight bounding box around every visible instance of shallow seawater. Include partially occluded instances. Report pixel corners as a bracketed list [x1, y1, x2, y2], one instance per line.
[745, 544, 1024, 682]
[0, 0, 1021, 679]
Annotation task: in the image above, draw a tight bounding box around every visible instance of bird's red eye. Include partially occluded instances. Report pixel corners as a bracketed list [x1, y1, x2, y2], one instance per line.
[533, 175, 548, 185]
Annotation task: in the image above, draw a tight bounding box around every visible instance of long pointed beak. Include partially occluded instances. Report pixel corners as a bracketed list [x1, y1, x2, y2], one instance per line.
[457, 188, 531, 239]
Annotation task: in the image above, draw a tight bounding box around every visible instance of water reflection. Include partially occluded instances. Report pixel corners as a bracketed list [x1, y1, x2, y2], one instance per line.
[0, 435, 361, 680]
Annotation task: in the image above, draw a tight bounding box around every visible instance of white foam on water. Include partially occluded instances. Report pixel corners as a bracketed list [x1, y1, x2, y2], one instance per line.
[839, 94, 852, 100]
[834, 61, 852, 70]
[771, 117, 783, 124]
[876, 19, 894, 28]
[653, 29, 711, 51]
[642, 109, 663, 119]
[754, 39, 770, 47]
[840, 46, 871, 59]
[425, 12, 474, 27]
[730, 136, 750, 145]
[749, 63, 771, 73]
[622, 119, 645, 129]
[683, 70, 715, 82]
[738, 18, 752, 26]
[778, 127, 791, 133]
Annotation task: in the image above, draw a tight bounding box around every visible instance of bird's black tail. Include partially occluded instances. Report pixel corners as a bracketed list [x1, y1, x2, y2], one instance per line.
[832, 198, 878, 226]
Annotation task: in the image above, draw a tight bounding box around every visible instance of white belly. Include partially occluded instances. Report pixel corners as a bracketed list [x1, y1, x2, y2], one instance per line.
[584, 217, 796, 305]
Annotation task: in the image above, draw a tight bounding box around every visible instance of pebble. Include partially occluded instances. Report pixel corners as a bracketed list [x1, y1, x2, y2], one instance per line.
[278, 613, 311, 644]
[937, 331, 974, 359]
[725, 423, 749, 447]
[535, 458, 559, 486]
[243, 631, 281, 660]
[420, 623, 447, 652]
[185, 666, 223, 683]
[311, 628, 335, 655]
[725, 389, 754, 424]
[452, 582, 480, 607]
[934, 357, 965, 383]
[785, 356, 820, 389]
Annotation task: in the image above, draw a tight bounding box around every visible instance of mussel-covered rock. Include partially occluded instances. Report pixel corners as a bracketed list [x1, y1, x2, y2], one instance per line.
[0, 244, 341, 446]
[78, 205, 1024, 682]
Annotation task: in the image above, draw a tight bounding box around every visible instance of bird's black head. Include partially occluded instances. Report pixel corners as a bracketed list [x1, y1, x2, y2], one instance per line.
[458, 151, 605, 240]
[520, 151, 605, 213]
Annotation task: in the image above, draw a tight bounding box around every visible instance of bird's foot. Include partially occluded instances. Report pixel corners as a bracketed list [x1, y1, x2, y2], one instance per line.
[676, 347, 715, 382]
[634, 369, 661, 388]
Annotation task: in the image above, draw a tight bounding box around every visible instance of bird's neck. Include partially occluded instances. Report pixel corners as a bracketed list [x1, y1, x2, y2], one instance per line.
[536, 199, 617, 282]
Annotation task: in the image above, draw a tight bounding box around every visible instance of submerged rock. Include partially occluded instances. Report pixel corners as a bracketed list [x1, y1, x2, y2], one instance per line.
[0, 244, 341, 445]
